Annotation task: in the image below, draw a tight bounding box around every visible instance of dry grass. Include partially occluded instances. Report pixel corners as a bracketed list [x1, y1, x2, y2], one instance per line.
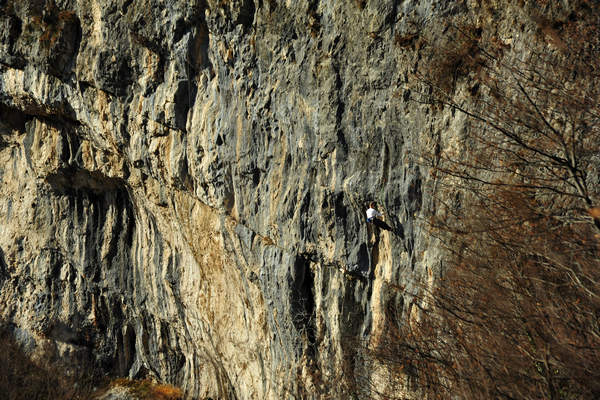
[110, 378, 183, 400]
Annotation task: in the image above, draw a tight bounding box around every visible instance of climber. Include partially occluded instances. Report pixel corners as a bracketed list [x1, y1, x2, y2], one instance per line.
[366, 202, 394, 232]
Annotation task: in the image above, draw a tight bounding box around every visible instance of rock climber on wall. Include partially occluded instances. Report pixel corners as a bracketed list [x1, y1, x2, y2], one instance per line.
[366, 202, 394, 232]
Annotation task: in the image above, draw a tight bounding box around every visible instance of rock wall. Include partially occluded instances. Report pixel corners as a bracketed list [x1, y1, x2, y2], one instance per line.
[0, 0, 553, 398]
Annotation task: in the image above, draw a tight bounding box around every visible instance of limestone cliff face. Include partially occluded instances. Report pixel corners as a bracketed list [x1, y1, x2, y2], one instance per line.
[0, 0, 535, 398]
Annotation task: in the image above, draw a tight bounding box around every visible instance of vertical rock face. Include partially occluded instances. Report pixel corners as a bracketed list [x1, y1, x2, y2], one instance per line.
[1, 0, 549, 398]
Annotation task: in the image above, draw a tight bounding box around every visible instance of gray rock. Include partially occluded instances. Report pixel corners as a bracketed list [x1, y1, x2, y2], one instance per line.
[0, 0, 557, 398]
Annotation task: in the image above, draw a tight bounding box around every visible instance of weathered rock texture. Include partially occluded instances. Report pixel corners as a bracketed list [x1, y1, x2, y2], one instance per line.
[0, 0, 561, 398]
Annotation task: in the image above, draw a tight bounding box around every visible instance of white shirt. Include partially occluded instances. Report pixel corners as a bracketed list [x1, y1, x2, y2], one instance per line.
[366, 208, 382, 220]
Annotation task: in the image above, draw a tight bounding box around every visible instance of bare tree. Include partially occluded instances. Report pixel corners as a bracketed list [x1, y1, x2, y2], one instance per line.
[358, 5, 600, 400]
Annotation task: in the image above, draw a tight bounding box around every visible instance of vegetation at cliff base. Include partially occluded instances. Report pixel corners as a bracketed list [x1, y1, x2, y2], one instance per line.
[0, 325, 183, 400]
[108, 378, 183, 400]
[0, 325, 98, 400]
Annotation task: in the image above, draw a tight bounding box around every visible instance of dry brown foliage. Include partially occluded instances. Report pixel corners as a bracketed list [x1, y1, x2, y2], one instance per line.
[418, 23, 486, 94]
[0, 327, 184, 400]
[359, 3, 600, 399]
[422, 187, 600, 399]
[110, 378, 183, 400]
[0, 326, 100, 400]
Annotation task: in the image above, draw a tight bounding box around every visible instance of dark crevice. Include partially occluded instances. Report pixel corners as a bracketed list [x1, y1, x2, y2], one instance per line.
[385, 0, 401, 29]
[95, 295, 110, 332]
[124, 196, 136, 249]
[408, 172, 422, 213]
[237, 0, 256, 31]
[252, 167, 260, 186]
[334, 191, 347, 221]
[173, 79, 196, 131]
[100, 191, 133, 273]
[0, 247, 7, 284]
[46, 167, 128, 195]
[122, 0, 134, 14]
[382, 142, 390, 185]
[3, 97, 79, 127]
[173, 17, 187, 43]
[299, 191, 312, 240]
[1, 10, 22, 65]
[0, 104, 28, 134]
[94, 50, 133, 97]
[117, 324, 136, 376]
[290, 254, 317, 356]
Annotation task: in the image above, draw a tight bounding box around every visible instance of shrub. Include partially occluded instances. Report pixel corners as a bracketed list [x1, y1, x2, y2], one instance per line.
[109, 378, 183, 400]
